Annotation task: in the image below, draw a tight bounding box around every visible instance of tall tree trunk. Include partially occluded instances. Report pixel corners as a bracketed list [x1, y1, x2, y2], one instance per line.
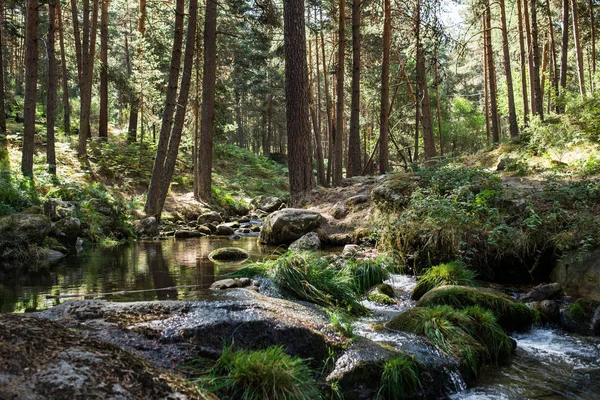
[47, 0, 57, 174]
[125, 33, 137, 142]
[500, 0, 519, 137]
[571, 0, 586, 96]
[70, 0, 82, 81]
[21, 0, 39, 176]
[314, 21, 325, 184]
[145, 0, 185, 216]
[333, 0, 345, 184]
[590, 0, 596, 86]
[434, 46, 443, 155]
[546, 0, 559, 109]
[308, 20, 326, 185]
[284, 0, 313, 202]
[0, 0, 6, 148]
[416, 1, 436, 160]
[77, 0, 99, 156]
[98, 0, 108, 139]
[379, 0, 390, 173]
[195, 0, 217, 201]
[347, 0, 361, 177]
[57, 1, 70, 134]
[320, 8, 332, 186]
[485, 3, 500, 143]
[483, 14, 491, 142]
[524, 0, 536, 114]
[193, 22, 201, 189]
[154, 0, 198, 215]
[531, 0, 544, 119]
[559, 0, 569, 113]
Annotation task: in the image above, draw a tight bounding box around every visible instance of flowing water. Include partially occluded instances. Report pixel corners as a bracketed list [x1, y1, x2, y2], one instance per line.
[2, 238, 600, 399]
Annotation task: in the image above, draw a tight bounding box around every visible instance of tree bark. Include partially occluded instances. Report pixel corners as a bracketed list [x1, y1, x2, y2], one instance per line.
[379, 0, 390, 173]
[57, 1, 70, 134]
[0, 0, 6, 147]
[145, 0, 185, 216]
[531, 0, 544, 120]
[195, 0, 217, 201]
[500, 0, 519, 137]
[320, 8, 332, 186]
[99, 0, 109, 139]
[590, 0, 596, 86]
[434, 46, 443, 155]
[333, 0, 345, 185]
[70, 0, 82, 81]
[22, 0, 39, 176]
[284, 0, 313, 202]
[47, 0, 57, 173]
[524, 0, 536, 114]
[559, 0, 569, 113]
[347, 0, 361, 177]
[546, 0, 558, 109]
[517, 0, 529, 121]
[483, 14, 491, 143]
[571, 0, 586, 96]
[485, 3, 500, 143]
[416, 1, 436, 160]
[308, 19, 326, 185]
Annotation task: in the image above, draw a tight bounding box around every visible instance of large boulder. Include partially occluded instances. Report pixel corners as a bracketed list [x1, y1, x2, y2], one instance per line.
[289, 232, 321, 251]
[208, 247, 249, 262]
[250, 195, 285, 213]
[133, 216, 159, 237]
[197, 211, 222, 225]
[259, 208, 324, 245]
[0, 314, 209, 400]
[552, 249, 600, 301]
[0, 214, 52, 262]
[53, 217, 82, 246]
[560, 299, 600, 336]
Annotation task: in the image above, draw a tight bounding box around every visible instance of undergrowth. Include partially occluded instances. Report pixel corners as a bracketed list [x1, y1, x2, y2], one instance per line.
[378, 355, 421, 400]
[411, 260, 478, 300]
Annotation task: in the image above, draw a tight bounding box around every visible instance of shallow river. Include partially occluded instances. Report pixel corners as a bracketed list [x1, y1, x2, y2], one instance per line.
[2, 237, 600, 399]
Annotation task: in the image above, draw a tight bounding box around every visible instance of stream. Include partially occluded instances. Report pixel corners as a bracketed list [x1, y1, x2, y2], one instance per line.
[2, 237, 600, 399]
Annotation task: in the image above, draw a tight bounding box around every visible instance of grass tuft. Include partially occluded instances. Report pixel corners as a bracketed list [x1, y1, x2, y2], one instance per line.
[378, 355, 421, 400]
[411, 260, 478, 300]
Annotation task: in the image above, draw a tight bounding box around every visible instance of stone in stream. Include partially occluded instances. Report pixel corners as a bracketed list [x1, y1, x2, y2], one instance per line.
[196, 211, 222, 225]
[530, 299, 560, 323]
[258, 208, 324, 245]
[250, 195, 285, 213]
[133, 216, 159, 237]
[208, 247, 249, 262]
[561, 298, 600, 336]
[174, 230, 205, 239]
[196, 225, 212, 235]
[519, 282, 563, 302]
[210, 277, 255, 290]
[215, 224, 235, 236]
[289, 232, 321, 251]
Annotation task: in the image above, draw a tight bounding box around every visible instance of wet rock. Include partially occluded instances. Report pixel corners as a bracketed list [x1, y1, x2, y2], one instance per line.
[224, 221, 240, 229]
[250, 225, 261, 233]
[210, 277, 254, 290]
[417, 285, 536, 332]
[327, 337, 459, 400]
[289, 232, 321, 251]
[133, 216, 159, 237]
[561, 299, 600, 336]
[174, 230, 205, 239]
[228, 234, 242, 240]
[38, 248, 66, 263]
[520, 283, 563, 302]
[251, 196, 286, 213]
[208, 247, 249, 262]
[215, 224, 235, 236]
[197, 211, 222, 225]
[367, 284, 395, 305]
[530, 300, 560, 323]
[552, 249, 600, 301]
[43, 199, 78, 221]
[259, 208, 324, 245]
[0, 314, 208, 400]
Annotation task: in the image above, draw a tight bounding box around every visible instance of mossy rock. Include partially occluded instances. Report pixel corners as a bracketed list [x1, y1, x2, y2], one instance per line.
[417, 285, 537, 332]
[371, 173, 418, 211]
[561, 299, 600, 336]
[411, 261, 478, 301]
[208, 247, 249, 262]
[367, 284, 395, 305]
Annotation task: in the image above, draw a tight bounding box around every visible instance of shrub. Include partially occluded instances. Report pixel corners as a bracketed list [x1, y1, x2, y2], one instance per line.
[378, 355, 421, 399]
[207, 345, 321, 400]
[411, 260, 478, 300]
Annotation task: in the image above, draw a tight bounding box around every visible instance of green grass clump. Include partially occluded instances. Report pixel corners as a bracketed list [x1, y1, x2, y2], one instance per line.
[378, 355, 421, 399]
[411, 260, 478, 300]
[344, 257, 391, 294]
[271, 252, 367, 316]
[417, 285, 537, 332]
[385, 305, 512, 376]
[326, 310, 354, 338]
[206, 345, 321, 400]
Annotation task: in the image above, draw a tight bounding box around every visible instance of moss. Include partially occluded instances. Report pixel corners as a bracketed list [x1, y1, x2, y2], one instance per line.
[416, 285, 537, 332]
[368, 291, 396, 305]
[411, 260, 478, 300]
[566, 299, 599, 322]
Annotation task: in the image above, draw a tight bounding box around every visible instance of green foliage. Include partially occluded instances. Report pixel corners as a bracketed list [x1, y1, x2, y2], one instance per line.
[344, 257, 391, 294]
[271, 252, 368, 316]
[206, 345, 321, 400]
[326, 310, 354, 338]
[411, 260, 478, 300]
[378, 355, 421, 400]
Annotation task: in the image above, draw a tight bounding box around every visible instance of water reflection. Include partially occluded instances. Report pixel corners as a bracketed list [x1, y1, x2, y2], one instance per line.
[0, 236, 282, 313]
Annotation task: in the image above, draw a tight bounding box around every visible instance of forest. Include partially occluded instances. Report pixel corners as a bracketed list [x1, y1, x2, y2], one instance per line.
[1, 0, 600, 399]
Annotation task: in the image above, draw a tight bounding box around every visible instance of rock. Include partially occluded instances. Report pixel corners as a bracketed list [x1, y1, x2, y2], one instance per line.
[196, 225, 212, 235]
[250, 196, 286, 213]
[530, 300, 560, 323]
[552, 249, 600, 301]
[561, 299, 600, 336]
[367, 284, 395, 305]
[342, 244, 360, 257]
[43, 199, 77, 221]
[210, 277, 253, 290]
[215, 224, 235, 236]
[228, 234, 242, 240]
[133, 216, 159, 237]
[38, 248, 66, 263]
[289, 232, 321, 251]
[174, 230, 205, 239]
[21, 205, 43, 214]
[371, 173, 417, 211]
[0, 214, 52, 256]
[87, 198, 116, 216]
[196, 211, 222, 225]
[417, 285, 536, 331]
[331, 203, 348, 219]
[250, 225, 261, 233]
[208, 247, 249, 262]
[496, 157, 516, 171]
[345, 194, 371, 207]
[322, 233, 353, 246]
[327, 337, 460, 400]
[520, 283, 563, 302]
[0, 314, 207, 400]
[53, 217, 82, 245]
[259, 208, 324, 245]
